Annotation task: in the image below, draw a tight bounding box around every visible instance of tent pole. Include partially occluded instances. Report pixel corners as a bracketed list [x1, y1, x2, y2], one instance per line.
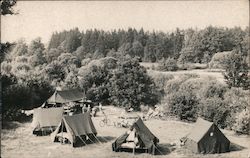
[41, 125, 44, 136]
[92, 134, 103, 144]
[87, 134, 95, 144]
[98, 136, 108, 143]
[153, 144, 164, 155]
[77, 135, 87, 146]
[61, 121, 64, 144]
[152, 145, 155, 155]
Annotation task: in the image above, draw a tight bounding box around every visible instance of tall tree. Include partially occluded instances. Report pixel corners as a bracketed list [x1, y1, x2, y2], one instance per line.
[109, 58, 159, 109]
[223, 49, 249, 89]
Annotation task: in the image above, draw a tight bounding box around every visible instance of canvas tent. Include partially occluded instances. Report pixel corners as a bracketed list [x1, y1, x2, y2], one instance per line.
[112, 118, 159, 154]
[182, 118, 230, 154]
[46, 89, 85, 104]
[51, 112, 98, 147]
[32, 107, 63, 135]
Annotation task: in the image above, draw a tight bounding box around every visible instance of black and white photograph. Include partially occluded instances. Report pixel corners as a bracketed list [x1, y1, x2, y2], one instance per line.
[0, 0, 249, 158]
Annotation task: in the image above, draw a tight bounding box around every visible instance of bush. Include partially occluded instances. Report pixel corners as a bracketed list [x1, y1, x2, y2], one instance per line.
[167, 91, 199, 121]
[179, 78, 206, 98]
[233, 108, 250, 135]
[199, 80, 227, 99]
[224, 88, 249, 113]
[2, 108, 28, 121]
[81, 58, 91, 66]
[208, 51, 232, 69]
[199, 97, 230, 128]
[149, 73, 174, 95]
[164, 74, 198, 94]
[158, 57, 178, 71]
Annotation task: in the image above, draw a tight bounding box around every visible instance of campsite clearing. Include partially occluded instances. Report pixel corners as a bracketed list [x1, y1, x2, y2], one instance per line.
[1, 106, 250, 158]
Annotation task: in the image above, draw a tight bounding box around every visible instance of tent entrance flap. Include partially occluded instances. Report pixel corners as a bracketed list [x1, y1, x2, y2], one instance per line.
[112, 118, 159, 155]
[51, 113, 98, 147]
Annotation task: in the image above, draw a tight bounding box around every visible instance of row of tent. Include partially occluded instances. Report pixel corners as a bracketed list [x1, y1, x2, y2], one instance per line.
[32, 107, 231, 155]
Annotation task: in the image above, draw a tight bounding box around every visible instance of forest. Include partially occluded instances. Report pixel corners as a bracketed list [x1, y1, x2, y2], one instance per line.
[1, 26, 249, 134]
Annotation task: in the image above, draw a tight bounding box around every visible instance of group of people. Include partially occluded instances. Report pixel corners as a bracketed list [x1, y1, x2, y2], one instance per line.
[81, 104, 92, 113]
[82, 102, 104, 117]
[143, 105, 164, 120]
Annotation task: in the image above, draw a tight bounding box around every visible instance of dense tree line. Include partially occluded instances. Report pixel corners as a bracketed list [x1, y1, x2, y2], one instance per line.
[47, 26, 248, 63]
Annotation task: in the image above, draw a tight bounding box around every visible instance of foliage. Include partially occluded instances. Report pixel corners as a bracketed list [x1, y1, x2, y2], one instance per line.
[45, 48, 64, 63]
[178, 47, 199, 64]
[209, 51, 232, 69]
[233, 108, 250, 135]
[1, 0, 16, 15]
[199, 80, 227, 99]
[223, 50, 250, 89]
[179, 78, 205, 99]
[158, 57, 178, 71]
[79, 63, 113, 103]
[223, 88, 249, 112]
[57, 53, 81, 68]
[199, 97, 230, 128]
[164, 74, 198, 95]
[109, 58, 159, 110]
[167, 90, 199, 121]
[44, 60, 66, 84]
[150, 72, 174, 95]
[61, 70, 79, 90]
[2, 108, 27, 121]
[223, 88, 250, 130]
[81, 58, 91, 66]
[86, 85, 110, 103]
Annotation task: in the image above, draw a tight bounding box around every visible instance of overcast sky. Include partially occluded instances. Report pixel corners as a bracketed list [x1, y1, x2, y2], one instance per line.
[1, 1, 249, 44]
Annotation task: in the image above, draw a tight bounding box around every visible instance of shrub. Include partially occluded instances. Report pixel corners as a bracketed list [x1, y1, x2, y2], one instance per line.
[233, 108, 250, 135]
[81, 58, 91, 66]
[167, 91, 199, 121]
[164, 74, 198, 94]
[208, 51, 232, 69]
[179, 78, 206, 98]
[2, 108, 28, 121]
[199, 97, 230, 128]
[164, 78, 184, 95]
[150, 73, 174, 95]
[224, 88, 250, 113]
[158, 57, 178, 71]
[199, 80, 227, 99]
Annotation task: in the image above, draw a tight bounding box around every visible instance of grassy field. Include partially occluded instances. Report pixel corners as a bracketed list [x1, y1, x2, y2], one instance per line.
[1, 106, 250, 158]
[140, 62, 225, 83]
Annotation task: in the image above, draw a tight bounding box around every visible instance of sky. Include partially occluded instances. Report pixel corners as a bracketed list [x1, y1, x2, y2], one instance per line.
[1, 1, 249, 44]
